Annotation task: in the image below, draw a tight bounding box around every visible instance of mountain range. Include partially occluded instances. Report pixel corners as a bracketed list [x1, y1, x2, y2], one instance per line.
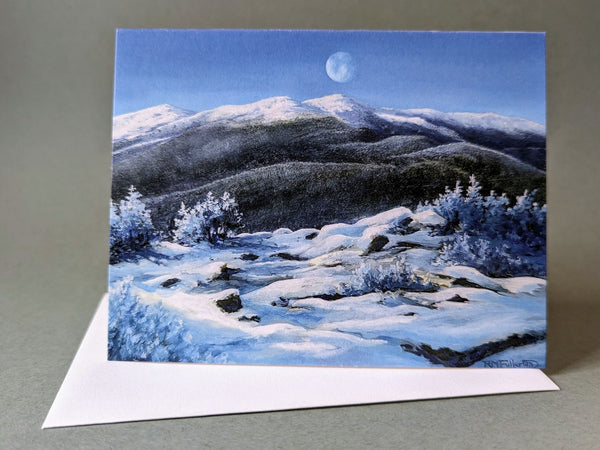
[111, 94, 546, 232]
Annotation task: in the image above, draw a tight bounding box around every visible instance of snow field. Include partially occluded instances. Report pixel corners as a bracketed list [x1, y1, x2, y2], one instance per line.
[109, 205, 546, 367]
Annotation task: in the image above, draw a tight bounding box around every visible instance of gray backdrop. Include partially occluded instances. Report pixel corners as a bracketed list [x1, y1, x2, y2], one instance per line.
[1, 1, 599, 448]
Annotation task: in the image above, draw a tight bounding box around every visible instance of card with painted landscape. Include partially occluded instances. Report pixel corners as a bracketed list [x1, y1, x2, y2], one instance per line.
[109, 30, 546, 368]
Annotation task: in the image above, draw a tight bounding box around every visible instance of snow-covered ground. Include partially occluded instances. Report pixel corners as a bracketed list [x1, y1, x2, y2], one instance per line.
[108, 205, 546, 368]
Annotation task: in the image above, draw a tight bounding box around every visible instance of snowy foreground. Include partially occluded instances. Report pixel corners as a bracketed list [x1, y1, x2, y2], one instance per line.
[109, 206, 546, 368]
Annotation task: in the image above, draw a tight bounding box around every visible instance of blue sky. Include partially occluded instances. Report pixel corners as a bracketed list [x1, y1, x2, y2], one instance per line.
[114, 30, 546, 124]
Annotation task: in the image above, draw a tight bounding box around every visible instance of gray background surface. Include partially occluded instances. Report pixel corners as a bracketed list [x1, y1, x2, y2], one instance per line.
[1, 1, 599, 448]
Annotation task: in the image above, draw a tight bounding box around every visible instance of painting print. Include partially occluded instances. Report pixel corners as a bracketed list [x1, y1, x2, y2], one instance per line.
[109, 30, 546, 368]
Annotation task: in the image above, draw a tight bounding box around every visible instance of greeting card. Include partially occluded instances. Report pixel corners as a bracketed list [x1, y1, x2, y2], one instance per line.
[109, 30, 546, 368]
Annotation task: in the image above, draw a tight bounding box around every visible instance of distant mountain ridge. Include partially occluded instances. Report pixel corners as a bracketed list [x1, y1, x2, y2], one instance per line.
[114, 94, 545, 154]
[111, 95, 546, 232]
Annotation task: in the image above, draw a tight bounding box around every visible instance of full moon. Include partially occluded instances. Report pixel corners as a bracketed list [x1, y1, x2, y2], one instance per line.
[326, 52, 356, 83]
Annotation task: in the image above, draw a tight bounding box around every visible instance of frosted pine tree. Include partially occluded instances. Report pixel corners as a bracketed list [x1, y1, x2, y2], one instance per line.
[173, 202, 206, 245]
[110, 186, 156, 263]
[173, 192, 243, 245]
[213, 191, 243, 242]
[434, 180, 464, 232]
[435, 176, 546, 277]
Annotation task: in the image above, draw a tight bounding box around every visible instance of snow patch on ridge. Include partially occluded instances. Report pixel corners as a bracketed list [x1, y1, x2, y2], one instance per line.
[400, 108, 545, 136]
[193, 96, 323, 124]
[113, 104, 195, 142]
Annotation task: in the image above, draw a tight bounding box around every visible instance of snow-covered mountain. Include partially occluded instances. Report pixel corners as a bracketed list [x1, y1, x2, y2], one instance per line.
[113, 104, 195, 142]
[400, 108, 545, 136]
[112, 94, 546, 234]
[193, 96, 323, 123]
[302, 94, 382, 128]
[113, 98, 322, 155]
[113, 94, 545, 155]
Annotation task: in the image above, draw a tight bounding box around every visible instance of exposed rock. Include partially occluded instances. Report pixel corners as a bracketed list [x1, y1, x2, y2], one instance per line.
[214, 264, 242, 281]
[392, 241, 429, 250]
[313, 293, 345, 301]
[452, 277, 486, 289]
[216, 292, 243, 313]
[289, 304, 313, 311]
[270, 252, 305, 261]
[442, 266, 506, 293]
[160, 278, 181, 288]
[273, 292, 345, 304]
[240, 253, 259, 261]
[305, 232, 318, 240]
[411, 271, 454, 289]
[366, 235, 389, 254]
[271, 297, 290, 307]
[446, 294, 469, 303]
[239, 315, 261, 323]
[390, 216, 414, 234]
[400, 331, 546, 367]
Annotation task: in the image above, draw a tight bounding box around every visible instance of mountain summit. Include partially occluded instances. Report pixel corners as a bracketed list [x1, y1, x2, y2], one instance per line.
[113, 104, 195, 142]
[192, 96, 323, 124]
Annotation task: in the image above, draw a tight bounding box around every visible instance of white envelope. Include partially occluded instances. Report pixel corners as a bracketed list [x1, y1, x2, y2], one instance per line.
[43, 294, 559, 428]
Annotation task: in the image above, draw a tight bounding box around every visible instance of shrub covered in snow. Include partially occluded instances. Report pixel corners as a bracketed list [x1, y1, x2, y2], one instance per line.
[434, 176, 546, 277]
[351, 258, 435, 294]
[173, 192, 243, 245]
[108, 277, 202, 362]
[110, 186, 156, 263]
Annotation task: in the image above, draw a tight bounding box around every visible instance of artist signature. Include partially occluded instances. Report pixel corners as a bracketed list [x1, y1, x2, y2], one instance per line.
[482, 359, 540, 368]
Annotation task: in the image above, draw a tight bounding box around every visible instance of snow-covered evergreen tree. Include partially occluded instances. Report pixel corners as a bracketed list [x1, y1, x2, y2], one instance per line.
[110, 186, 156, 263]
[434, 176, 546, 277]
[173, 191, 243, 245]
[434, 180, 464, 232]
[172, 202, 202, 245]
[108, 277, 203, 362]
